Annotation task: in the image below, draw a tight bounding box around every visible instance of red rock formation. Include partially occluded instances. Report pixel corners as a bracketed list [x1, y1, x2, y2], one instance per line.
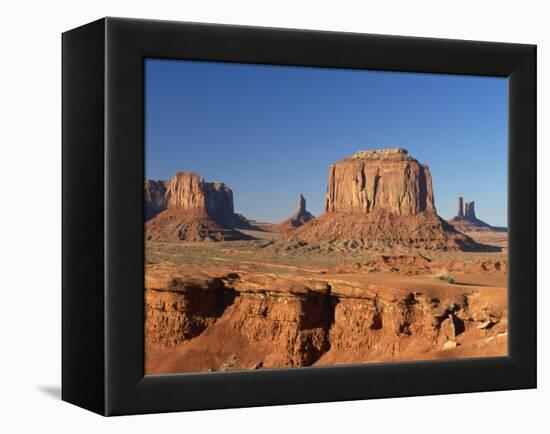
[324, 149, 435, 215]
[285, 149, 480, 251]
[457, 196, 464, 217]
[269, 194, 315, 232]
[285, 209, 479, 251]
[146, 172, 253, 241]
[465, 201, 475, 218]
[204, 182, 235, 220]
[448, 197, 507, 233]
[145, 209, 253, 242]
[164, 172, 235, 218]
[144, 264, 507, 373]
[165, 172, 207, 210]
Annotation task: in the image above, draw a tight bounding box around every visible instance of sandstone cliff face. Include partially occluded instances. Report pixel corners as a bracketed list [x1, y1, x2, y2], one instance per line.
[144, 264, 507, 373]
[165, 172, 235, 218]
[165, 172, 208, 210]
[325, 149, 435, 215]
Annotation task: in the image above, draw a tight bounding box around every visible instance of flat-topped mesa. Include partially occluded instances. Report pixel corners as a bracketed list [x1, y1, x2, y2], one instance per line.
[351, 148, 409, 160]
[325, 148, 435, 216]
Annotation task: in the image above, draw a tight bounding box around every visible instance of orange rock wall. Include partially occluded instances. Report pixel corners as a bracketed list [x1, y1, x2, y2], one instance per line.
[325, 149, 435, 215]
[145, 268, 506, 371]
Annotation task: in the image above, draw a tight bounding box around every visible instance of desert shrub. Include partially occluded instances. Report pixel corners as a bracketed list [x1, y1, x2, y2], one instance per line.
[433, 268, 454, 284]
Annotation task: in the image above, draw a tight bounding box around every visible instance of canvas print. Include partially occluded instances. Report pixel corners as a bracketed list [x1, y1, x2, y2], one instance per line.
[144, 59, 508, 375]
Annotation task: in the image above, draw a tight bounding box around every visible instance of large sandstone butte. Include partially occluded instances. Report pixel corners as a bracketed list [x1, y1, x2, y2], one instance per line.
[286, 148, 480, 251]
[145, 172, 252, 242]
[448, 196, 507, 233]
[270, 194, 315, 232]
[325, 148, 435, 215]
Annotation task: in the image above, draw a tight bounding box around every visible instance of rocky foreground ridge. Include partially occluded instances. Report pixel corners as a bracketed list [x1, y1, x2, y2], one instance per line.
[285, 149, 481, 251]
[145, 260, 507, 373]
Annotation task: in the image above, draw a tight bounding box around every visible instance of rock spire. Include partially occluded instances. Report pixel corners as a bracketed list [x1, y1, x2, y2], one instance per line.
[457, 196, 464, 217]
[464, 201, 476, 219]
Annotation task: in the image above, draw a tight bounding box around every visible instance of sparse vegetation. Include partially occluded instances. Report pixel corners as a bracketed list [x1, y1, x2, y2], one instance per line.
[220, 355, 238, 371]
[433, 268, 454, 284]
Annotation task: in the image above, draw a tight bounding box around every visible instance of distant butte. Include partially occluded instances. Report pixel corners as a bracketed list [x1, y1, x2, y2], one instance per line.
[145, 172, 254, 242]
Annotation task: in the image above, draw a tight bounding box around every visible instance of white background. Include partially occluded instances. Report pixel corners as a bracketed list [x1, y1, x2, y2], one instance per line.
[0, 0, 546, 432]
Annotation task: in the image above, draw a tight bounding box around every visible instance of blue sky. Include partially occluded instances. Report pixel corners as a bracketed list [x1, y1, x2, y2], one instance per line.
[145, 59, 508, 226]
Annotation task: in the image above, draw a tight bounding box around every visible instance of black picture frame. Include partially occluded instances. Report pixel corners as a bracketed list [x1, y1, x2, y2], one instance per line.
[62, 17, 536, 416]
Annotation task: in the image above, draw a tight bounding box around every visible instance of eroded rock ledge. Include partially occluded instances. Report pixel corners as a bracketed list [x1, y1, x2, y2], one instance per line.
[145, 263, 507, 374]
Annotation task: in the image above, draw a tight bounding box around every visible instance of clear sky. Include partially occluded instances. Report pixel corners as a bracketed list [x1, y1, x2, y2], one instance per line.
[145, 59, 508, 226]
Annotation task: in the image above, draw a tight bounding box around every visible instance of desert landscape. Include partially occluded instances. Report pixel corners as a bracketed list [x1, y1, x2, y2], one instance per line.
[144, 148, 508, 375]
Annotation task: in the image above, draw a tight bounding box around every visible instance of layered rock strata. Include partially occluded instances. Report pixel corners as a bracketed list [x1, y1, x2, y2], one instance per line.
[164, 173, 235, 219]
[325, 148, 435, 215]
[145, 264, 507, 373]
